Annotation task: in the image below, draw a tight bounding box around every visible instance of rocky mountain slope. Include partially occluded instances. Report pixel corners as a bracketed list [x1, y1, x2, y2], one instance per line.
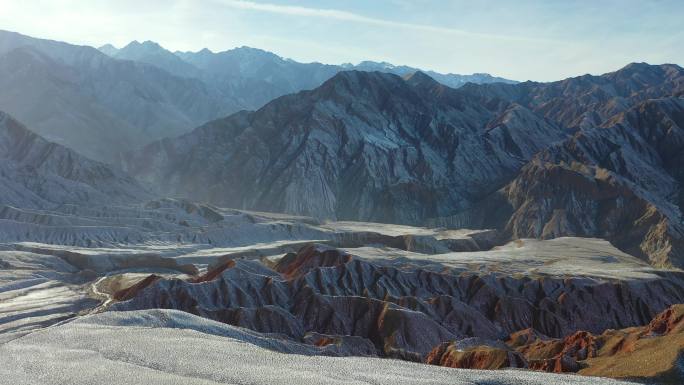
[125, 70, 567, 222]
[126, 62, 684, 266]
[493, 97, 684, 267]
[0, 111, 149, 209]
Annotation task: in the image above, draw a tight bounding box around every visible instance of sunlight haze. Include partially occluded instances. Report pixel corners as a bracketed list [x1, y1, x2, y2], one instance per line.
[0, 0, 681, 81]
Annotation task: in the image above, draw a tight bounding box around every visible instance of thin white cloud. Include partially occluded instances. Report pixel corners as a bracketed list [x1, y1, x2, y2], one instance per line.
[217, 0, 551, 43]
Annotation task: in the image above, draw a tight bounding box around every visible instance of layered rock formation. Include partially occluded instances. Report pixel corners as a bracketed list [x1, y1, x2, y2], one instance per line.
[111, 244, 684, 361]
[427, 304, 684, 383]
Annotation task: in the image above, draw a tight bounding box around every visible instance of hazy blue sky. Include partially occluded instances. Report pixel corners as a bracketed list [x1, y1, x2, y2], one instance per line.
[0, 0, 682, 81]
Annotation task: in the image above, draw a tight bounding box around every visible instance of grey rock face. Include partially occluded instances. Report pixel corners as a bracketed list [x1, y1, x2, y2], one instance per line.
[497, 97, 684, 267]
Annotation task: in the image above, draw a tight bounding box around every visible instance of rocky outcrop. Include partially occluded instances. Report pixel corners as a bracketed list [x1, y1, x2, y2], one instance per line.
[497, 97, 684, 267]
[302, 332, 378, 357]
[425, 305, 684, 383]
[425, 342, 527, 369]
[522, 331, 601, 373]
[112, 275, 162, 301]
[645, 304, 684, 335]
[111, 244, 684, 359]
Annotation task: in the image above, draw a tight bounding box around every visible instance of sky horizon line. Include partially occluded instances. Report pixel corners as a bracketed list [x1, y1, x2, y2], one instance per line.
[5, 27, 681, 84]
[1, 0, 681, 82]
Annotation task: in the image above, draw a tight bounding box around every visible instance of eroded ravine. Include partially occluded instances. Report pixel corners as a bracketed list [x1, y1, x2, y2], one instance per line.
[111, 243, 684, 377]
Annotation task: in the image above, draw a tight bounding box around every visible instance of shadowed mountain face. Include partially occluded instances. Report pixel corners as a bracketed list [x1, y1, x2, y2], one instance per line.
[0, 30, 240, 163]
[126, 63, 684, 266]
[126, 71, 567, 222]
[0, 111, 149, 208]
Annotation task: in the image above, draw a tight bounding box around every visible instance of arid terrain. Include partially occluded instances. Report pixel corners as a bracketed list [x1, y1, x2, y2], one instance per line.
[0, 198, 682, 383]
[0, 20, 683, 384]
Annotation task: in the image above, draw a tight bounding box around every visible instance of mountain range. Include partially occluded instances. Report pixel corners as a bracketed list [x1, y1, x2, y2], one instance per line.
[0, 29, 682, 268]
[126, 63, 684, 267]
[0, 30, 241, 163]
[0, 30, 516, 163]
[104, 40, 515, 111]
